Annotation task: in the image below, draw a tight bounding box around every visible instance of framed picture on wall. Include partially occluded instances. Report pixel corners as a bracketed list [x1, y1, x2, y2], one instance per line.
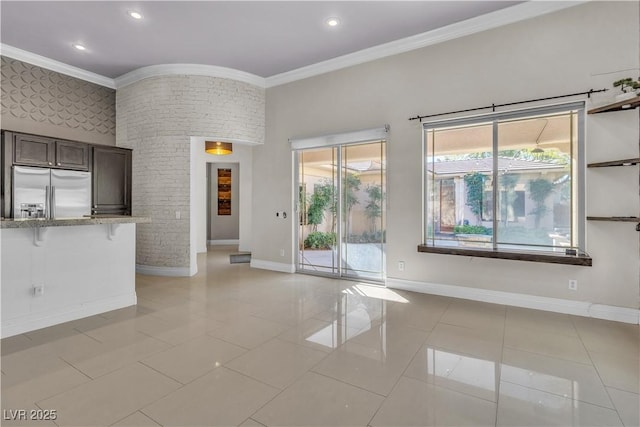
[218, 168, 232, 215]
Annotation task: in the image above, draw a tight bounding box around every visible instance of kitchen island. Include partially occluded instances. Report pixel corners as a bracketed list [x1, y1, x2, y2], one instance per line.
[1, 216, 150, 338]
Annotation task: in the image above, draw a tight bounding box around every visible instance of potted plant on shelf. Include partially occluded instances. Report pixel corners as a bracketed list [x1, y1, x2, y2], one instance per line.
[613, 77, 640, 102]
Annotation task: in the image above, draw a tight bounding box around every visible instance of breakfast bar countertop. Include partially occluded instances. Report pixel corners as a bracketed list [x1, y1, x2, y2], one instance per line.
[0, 215, 151, 229]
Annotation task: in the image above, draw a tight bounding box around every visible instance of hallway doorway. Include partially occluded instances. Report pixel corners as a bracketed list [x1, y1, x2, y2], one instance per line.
[207, 163, 240, 245]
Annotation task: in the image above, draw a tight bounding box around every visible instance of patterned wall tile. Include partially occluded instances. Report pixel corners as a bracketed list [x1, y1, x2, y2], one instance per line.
[0, 56, 115, 137]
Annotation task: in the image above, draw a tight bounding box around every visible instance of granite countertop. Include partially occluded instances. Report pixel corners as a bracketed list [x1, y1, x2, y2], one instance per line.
[0, 215, 151, 229]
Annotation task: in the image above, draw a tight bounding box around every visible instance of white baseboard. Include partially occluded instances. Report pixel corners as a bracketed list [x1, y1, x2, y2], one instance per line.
[208, 239, 239, 246]
[386, 278, 640, 325]
[1, 292, 137, 338]
[587, 304, 640, 324]
[136, 264, 194, 277]
[250, 259, 295, 273]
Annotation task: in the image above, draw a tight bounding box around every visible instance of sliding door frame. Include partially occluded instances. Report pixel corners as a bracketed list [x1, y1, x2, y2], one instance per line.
[292, 126, 389, 282]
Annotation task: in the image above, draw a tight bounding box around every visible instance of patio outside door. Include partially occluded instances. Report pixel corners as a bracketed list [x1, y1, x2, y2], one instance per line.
[297, 147, 339, 275]
[296, 140, 386, 281]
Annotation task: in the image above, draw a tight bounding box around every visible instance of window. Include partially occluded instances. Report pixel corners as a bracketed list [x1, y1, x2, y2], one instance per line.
[423, 103, 584, 253]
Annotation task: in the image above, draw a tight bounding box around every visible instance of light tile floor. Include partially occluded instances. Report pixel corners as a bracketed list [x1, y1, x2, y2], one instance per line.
[2, 246, 639, 426]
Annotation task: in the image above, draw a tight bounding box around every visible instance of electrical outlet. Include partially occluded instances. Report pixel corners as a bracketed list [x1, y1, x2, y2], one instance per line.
[280, 248, 285, 257]
[175, 210, 181, 220]
[33, 285, 44, 297]
[398, 261, 405, 271]
[568, 279, 577, 291]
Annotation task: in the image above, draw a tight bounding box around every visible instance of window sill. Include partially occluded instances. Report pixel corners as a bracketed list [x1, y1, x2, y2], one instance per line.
[417, 245, 592, 266]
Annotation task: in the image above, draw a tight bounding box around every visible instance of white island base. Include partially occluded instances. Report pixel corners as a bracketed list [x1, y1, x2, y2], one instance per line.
[1, 221, 141, 338]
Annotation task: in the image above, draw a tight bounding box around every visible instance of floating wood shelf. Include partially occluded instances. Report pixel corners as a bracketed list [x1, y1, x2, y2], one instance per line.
[587, 158, 640, 168]
[588, 96, 640, 114]
[587, 95, 640, 234]
[417, 245, 592, 266]
[587, 216, 640, 222]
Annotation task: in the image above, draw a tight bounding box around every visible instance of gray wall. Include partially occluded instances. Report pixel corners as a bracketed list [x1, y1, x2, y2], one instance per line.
[208, 162, 240, 241]
[0, 56, 115, 145]
[256, 1, 640, 309]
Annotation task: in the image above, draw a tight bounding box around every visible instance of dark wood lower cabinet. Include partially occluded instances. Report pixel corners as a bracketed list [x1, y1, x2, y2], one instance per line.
[92, 147, 132, 215]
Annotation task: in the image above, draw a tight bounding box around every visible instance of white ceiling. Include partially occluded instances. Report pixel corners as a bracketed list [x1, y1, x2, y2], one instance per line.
[1, 1, 528, 82]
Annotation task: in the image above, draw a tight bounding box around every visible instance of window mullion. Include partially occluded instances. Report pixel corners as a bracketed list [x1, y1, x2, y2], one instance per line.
[492, 121, 499, 250]
[336, 147, 342, 275]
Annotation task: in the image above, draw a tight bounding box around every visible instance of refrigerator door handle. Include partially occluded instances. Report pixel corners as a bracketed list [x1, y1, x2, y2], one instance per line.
[45, 186, 50, 219]
[51, 186, 56, 219]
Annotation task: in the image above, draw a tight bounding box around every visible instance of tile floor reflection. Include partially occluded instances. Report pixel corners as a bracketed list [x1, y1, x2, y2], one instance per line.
[1, 246, 638, 426]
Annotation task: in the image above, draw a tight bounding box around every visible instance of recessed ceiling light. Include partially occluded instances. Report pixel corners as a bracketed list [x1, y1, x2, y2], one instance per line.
[128, 10, 143, 20]
[72, 43, 86, 51]
[325, 17, 340, 27]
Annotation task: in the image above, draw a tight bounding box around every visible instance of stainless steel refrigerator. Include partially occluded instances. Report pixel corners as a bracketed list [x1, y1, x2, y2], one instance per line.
[13, 166, 91, 219]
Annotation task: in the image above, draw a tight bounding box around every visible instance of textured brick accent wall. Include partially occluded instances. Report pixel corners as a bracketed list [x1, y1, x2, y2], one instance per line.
[116, 75, 265, 269]
[0, 56, 115, 145]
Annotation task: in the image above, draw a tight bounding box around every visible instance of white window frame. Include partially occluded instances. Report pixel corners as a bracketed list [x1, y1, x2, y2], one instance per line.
[422, 102, 586, 252]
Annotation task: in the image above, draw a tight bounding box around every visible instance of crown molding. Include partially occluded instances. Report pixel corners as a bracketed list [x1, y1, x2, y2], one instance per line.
[114, 63, 266, 89]
[0, 44, 116, 89]
[265, 1, 587, 88]
[0, 45, 266, 89]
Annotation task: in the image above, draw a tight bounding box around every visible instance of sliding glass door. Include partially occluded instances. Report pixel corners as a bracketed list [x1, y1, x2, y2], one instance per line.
[341, 142, 386, 279]
[298, 147, 339, 274]
[296, 140, 386, 281]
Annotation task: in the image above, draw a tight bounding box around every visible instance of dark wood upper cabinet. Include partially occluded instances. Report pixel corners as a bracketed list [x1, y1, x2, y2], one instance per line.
[13, 133, 55, 167]
[2, 131, 133, 218]
[13, 133, 89, 171]
[55, 140, 90, 170]
[92, 146, 132, 215]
